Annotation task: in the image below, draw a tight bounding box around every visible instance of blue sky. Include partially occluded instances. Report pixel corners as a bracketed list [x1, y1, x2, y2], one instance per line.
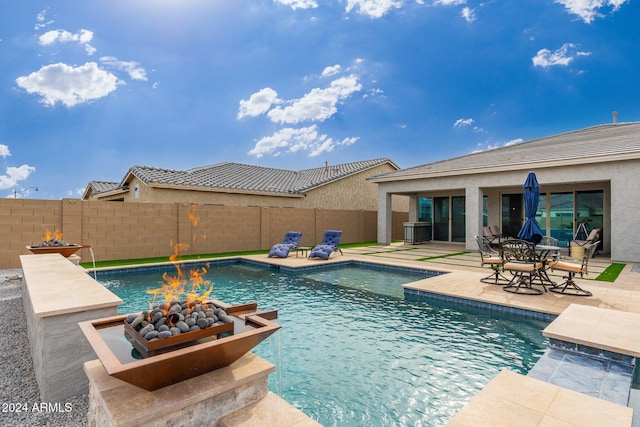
[1, 0, 637, 199]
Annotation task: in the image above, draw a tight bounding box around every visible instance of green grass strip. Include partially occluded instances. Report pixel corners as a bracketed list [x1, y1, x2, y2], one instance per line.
[339, 242, 379, 249]
[80, 250, 268, 269]
[80, 241, 381, 269]
[595, 263, 626, 282]
[416, 251, 472, 261]
[361, 247, 420, 255]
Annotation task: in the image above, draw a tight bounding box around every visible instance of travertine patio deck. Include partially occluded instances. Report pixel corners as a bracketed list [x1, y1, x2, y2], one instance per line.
[247, 242, 640, 426]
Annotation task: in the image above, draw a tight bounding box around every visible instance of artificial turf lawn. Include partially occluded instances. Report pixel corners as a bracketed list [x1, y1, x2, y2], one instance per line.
[595, 263, 626, 282]
[80, 242, 380, 269]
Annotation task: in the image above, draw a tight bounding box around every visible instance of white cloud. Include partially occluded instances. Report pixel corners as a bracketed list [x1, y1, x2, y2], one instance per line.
[0, 144, 10, 157]
[555, 0, 629, 23]
[504, 138, 524, 147]
[67, 187, 86, 197]
[532, 43, 590, 68]
[435, 0, 466, 5]
[35, 10, 51, 30]
[454, 118, 474, 128]
[238, 88, 280, 119]
[100, 56, 148, 81]
[39, 29, 96, 55]
[248, 125, 358, 158]
[267, 75, 362, 124]
[243, 65, 364, 158]
[461, 7, 476, 22]
[345, 0, 403, 18]
[322, 65, 342, 77]
[471, 138, 524, 154]
[16, 62, 122, 107]
[0, 165, 37, 190]
[274, 0, 318, 9]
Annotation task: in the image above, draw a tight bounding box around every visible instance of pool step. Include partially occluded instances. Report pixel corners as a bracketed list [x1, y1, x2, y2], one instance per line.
[527, 343, 635, 406]
[218, 392, 321, 427]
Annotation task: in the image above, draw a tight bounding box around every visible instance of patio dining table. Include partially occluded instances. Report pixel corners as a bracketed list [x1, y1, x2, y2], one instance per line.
[535, 244, 561, 288]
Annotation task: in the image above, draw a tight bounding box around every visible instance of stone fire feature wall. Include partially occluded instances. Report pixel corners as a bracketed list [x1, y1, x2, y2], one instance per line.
[1, 198, 408, 269]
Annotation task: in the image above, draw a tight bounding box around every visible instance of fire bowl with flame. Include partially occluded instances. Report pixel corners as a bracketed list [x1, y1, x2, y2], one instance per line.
[27, 230, 89, 257]
[27, 242, 87, 257]
[79, 299, 280, 391]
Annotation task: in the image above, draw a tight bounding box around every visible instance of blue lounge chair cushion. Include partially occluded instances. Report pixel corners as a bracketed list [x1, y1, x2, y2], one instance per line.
[308, 230, 342, 260]
[268, 231, 302, 258]
[269, 244, 292, 258]
[308, 245, 334, 260]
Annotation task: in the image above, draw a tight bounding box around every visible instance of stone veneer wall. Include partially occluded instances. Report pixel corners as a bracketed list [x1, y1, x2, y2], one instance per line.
[0, 198, 407, 269]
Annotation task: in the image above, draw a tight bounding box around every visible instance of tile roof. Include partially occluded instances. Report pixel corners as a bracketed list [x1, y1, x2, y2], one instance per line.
[120, 158, 396, 195]
[369, 122, 640, 181]
[87, 181, 121, 194]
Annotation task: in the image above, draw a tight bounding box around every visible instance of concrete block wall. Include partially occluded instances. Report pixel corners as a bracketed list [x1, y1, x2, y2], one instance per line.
[1, 198, 407, 269]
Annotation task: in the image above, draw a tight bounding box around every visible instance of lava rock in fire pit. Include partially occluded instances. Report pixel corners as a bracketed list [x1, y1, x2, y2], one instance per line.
[37, 238, 71, 247]
[125, 301, 232, 340]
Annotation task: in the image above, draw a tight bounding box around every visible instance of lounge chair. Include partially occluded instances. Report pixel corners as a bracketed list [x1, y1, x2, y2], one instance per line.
[268, 231, 302, 258]
[570, 228, 600, 257]
[483, 225, 503, 249]
[308, 230, 342, 260]
[548, 241, 599, 297]
[475, 235, 509, 285]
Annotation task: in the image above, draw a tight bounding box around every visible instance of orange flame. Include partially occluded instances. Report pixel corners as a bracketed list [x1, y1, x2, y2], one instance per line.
[42, 229, 63, 242]
[145, 210, 213, 308]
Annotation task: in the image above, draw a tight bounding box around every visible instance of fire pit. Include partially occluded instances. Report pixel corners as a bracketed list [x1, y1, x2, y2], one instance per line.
[79, 299, 280, 390]
[27, 244, 87, 257]
[27, 230, 88, 257]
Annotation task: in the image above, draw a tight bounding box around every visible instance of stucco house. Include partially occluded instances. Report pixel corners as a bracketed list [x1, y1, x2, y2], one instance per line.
[83, 158, 408, 212]
[369, 122, 640, 263]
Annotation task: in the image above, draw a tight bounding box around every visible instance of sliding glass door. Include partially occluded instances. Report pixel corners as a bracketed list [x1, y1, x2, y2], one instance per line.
[433, 197, 449, 241]
[451, 196, 466, 242]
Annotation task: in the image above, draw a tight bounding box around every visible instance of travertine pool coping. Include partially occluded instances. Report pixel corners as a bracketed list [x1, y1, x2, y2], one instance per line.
[21, 253, 122, 316]
[543, 304, 640, 358]
[445, 369, 633, 427]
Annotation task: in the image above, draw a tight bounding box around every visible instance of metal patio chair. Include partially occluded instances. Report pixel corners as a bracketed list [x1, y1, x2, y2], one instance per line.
[475, 235, 510, 285]
[501, 239, 546, 295]
[548, 241, 599, 297]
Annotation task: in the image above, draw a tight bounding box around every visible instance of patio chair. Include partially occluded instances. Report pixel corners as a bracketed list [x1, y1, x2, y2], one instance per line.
[308, 230, 343, 260]
[547, 241, 599, 297]
[501, 239, 546, 295]
[482, 225, 502, 248]
[483, 226, 502, 248]
[474, 235, 510, 285]
[570, 228, 600, 257]
[268, 231, 302, 258]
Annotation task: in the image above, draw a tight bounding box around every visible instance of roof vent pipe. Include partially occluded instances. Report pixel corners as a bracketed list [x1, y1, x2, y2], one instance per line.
[325, 160, 328, 172]
[612, 111, 618, 124]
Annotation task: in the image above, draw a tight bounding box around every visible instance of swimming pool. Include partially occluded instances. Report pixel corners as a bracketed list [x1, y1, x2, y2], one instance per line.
[97, 260, 549, 427]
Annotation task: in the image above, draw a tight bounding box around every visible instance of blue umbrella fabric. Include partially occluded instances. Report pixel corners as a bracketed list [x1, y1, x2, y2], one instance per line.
[517, 172, 543, 244]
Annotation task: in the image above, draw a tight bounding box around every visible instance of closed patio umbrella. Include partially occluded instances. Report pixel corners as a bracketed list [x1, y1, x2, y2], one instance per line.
[517, 171, 543, 244]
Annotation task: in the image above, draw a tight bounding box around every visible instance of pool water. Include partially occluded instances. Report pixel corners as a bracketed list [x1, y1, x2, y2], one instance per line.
[98, 261, 549, 427]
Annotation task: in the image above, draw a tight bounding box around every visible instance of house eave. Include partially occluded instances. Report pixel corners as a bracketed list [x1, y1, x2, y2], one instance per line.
[369, 152, 640, 183]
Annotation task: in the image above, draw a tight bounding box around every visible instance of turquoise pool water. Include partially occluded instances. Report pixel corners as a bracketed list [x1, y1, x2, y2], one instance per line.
[98, 260, 549, 427]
